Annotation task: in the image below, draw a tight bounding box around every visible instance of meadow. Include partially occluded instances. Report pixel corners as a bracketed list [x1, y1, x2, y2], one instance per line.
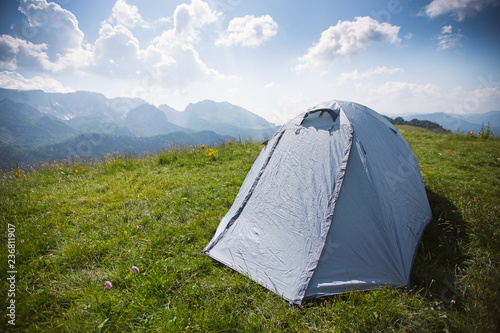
[1, 127, 499, 332]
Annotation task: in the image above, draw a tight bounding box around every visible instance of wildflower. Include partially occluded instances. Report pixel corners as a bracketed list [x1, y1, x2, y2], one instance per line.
[136, 226, 142, 230]
[105, 281, 113, 289]
[49, 253, 53, 257]
[131, 266, 139, 273]
[43, 233, 47, 235]
[21, 239, 24, 243]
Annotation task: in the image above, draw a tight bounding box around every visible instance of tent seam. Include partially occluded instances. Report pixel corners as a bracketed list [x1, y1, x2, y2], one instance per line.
[295, 123, 354, 304]
[204, 129, 286, 253]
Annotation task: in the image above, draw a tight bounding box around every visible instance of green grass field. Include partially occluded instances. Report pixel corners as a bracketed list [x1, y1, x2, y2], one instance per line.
[1, 127, 499, 332]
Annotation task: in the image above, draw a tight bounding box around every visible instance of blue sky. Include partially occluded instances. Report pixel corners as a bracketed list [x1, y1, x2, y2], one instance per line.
[1, 0, 499, 124]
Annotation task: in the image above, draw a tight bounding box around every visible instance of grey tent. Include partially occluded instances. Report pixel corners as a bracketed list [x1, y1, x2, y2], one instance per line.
[204, 100, 432, 304]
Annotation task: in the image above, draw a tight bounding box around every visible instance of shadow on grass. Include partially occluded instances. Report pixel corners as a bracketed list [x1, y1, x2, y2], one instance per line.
[410, 188, 469, 307]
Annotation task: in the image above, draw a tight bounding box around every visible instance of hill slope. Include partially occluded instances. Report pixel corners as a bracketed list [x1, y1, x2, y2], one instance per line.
[0, 98, 76, 146]
[0, 131, 233, 168]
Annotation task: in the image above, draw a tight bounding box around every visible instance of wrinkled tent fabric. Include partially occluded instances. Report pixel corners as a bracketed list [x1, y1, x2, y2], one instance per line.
[204, 100, 432, 304]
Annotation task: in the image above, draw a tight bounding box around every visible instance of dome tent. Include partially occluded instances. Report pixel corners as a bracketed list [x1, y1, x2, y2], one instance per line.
[204, 100, 432, 304]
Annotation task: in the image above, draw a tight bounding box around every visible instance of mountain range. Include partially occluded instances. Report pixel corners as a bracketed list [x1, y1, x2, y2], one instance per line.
[2, 87, 498, 167]
[0, 88, 278, 167]
[402, 111, 500, 134]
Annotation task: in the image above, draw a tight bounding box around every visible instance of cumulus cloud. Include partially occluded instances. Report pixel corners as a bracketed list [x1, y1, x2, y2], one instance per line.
[437, 25, 464, 50]
[216, 15, 278, 47]
[0, 70, 74, 92]
[92, 24, 144, 77]
[338, 66, 404, 83]
[108, 0, 149, 28]
[166, 0, 220, 44]
[295, 17, 401, 71]
[0, 34, 50, 70]
[143, 0, 226, 87]
[422, 0, 500, 21]
[1, 0, 232, 95]
[12, 0, 89, 65]
[7, 0, 91, 72]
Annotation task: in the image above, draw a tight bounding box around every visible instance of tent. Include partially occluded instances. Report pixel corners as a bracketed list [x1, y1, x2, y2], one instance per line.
[204, 100, 432, 304]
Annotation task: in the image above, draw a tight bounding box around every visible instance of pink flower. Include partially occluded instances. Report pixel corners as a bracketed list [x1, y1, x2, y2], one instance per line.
[105, 281, 113, 289]
[43, 233, 47, 235]
[136, 226, 142, 230]
[131, 266, 139, 273]
[20, 239, 24, 243]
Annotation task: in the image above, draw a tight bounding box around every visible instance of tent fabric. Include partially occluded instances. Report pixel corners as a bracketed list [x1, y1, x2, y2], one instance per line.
[204, 100, 432, 304]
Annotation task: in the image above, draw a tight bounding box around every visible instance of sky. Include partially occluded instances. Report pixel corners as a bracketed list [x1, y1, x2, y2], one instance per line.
[0, 0, 499, 124]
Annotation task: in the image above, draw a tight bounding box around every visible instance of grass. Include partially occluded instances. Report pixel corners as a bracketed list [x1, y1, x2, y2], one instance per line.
[0, 129, 499, 332]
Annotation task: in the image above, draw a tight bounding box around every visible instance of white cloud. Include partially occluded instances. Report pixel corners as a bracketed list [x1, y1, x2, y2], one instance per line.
[149, 41, 225, 87]
[92, 24, 144, 77]
[7, 0, 91, 72]
[0, 0, 232, 99]
[0, 70, 74, 92]
[404, 32, 414, 41]
[295, 17, 401, 71]
[370, 81, 442, 101]
[0, 34, 50, 70]
[168, 0, 220, 44]
[136, 0, 229, 88]
[437, 25, 464, 50]
[422, 0, 500, 21]
[441, 25, 453, 34]
[216, 15, 278, 47]
[446, 84, 500, 114]
[108, 0, 149, 29]
[364, 81, 443, 114]
[338, 66, 404, 83]
[264, 81, 275, 88]
[363, 78, 500, 116]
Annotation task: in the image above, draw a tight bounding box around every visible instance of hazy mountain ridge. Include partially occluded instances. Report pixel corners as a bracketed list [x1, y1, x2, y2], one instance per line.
[0, 98, 77, 146]
[158, 100, 277, 140]
[0, 88, 277, 166]
[402, 111, 500, 134]
[0, 88, 278, 140]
